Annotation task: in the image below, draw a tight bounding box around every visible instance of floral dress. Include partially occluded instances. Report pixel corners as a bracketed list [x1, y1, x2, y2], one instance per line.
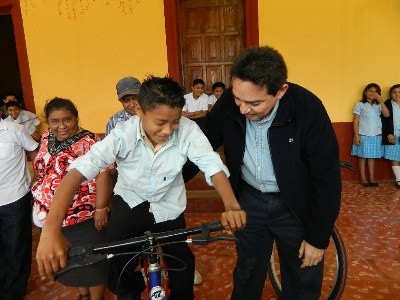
[32, 130, 102, 227]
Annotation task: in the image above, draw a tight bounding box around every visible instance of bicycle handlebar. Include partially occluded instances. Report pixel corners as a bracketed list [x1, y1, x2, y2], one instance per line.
[68, 221, 231, 259]
[54, 220, 234, 280]
[92, 220, 225, 254]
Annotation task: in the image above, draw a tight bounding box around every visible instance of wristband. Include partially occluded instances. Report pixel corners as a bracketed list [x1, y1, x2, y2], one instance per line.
[96, 207, 110, 212]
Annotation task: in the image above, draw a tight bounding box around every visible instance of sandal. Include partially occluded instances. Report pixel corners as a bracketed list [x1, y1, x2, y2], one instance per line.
[77, 293, 90, 300]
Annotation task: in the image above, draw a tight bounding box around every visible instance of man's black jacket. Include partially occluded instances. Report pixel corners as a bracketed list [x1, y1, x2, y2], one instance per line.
[183, 83, 341, 249]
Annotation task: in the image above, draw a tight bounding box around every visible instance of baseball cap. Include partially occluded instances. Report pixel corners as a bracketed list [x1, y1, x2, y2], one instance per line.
[116, 77, 141, 100]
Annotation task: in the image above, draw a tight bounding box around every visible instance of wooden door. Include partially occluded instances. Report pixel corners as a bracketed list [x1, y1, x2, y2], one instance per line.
[179, 0, 244, 93]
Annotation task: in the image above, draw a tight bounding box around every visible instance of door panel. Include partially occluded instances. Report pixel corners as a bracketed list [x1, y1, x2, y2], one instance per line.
[186, 37, 202, 63]
[179, 0, 244, 93]
[205, 36, 222, 62]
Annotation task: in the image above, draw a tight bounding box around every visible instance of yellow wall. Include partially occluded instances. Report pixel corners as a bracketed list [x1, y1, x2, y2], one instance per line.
[259, 0, 400, 122]
[21, 0, 168, 133]
[20, 0, 400, 132]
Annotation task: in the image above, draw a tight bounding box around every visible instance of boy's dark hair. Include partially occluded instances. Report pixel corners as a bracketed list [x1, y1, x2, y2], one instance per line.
[44, 97, 79, 121]
[212, 81, 226, 91]
[138, 75, 186, 112]
[5, 100, 21, 109]
[389, 84, 400, 99]
[192, 78, 205, 87]
[360, 83, 381, 103]
[231, 46, 288, 96]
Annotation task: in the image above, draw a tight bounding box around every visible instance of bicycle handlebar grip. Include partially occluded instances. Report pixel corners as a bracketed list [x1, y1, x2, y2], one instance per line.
[206, 221, 224, 232]
[67, 245, 89, 258]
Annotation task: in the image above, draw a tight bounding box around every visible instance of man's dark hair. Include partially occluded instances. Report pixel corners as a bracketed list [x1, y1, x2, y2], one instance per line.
[231, 46, 288, 96]
[138, 75, 186, 112]
[192, 78, 205, 87]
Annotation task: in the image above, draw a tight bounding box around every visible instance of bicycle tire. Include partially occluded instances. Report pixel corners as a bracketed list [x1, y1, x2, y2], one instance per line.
[267, 226, 348, 299]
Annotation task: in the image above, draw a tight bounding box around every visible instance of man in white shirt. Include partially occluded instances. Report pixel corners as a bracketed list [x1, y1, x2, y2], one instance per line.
[0, 110, 38, 300]
[5, 101, 41, 141]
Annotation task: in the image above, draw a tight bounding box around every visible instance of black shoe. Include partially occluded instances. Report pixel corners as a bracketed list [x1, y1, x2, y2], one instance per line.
[361, 182, 371, 187]
[368, 182, 379, 187]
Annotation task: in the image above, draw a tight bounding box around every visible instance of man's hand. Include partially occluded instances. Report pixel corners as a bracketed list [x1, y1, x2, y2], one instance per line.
[36, 229, 70, 280]
[221, 209, 246, 233]
[298, 240, 324, 268]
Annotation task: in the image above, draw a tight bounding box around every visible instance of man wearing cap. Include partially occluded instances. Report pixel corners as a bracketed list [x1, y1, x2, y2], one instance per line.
[105, 76, 141, 136]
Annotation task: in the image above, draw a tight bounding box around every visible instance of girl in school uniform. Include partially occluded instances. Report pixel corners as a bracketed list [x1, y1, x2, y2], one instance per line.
[382, 84, 400, 188]
[351, 83, 390, 187]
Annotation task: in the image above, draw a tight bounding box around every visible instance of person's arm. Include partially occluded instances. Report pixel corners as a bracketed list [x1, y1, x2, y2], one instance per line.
[93, 168, 114, 231]
[181, 110, 195, 118]
[36, 169, 86, 280]
[191, 109, 208, 119]
[352, 113, 360, 145]
[31, 130, 41, 141]
[28, 148, 38, 187]
[377, 96, 390, 118]
[211, 171, 246, 232]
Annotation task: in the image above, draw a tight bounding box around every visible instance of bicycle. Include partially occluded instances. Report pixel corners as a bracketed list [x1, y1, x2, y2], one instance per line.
[55, 220, 237, 300]
[266, 161, 352, 300]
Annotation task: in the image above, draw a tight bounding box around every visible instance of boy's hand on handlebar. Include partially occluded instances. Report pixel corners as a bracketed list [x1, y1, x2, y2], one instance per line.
[221, 209, 246, 233]
[36, 229, 70, 280]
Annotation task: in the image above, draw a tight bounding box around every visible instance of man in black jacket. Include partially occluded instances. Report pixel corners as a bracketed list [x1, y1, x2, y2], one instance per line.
[184, 46, 341, 299]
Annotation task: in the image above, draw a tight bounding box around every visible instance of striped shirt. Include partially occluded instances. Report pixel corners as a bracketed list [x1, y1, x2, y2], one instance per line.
[105, 109, 132, 135]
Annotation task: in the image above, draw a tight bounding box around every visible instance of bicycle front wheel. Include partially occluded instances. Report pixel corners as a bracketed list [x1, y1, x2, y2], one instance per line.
[267, 226, 348, 299]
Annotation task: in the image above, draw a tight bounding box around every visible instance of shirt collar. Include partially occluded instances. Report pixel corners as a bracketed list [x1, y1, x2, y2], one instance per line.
[139, 120, 169, 154]
[257, 100, 280, 124]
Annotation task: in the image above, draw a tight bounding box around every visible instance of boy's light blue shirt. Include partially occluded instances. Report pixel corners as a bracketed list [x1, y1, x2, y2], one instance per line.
[69, 115, 229, 223]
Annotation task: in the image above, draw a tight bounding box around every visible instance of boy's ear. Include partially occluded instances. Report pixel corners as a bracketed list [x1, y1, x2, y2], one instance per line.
[136, 104, 144, 117]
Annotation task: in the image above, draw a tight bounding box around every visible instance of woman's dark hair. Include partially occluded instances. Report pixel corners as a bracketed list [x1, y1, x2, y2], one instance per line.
[389, 84, 400, 99]
[231, 46, 288, 96]
[360, 83, 381, 103]
[44, 97, 79, 121]
[138, 75, 185, 112]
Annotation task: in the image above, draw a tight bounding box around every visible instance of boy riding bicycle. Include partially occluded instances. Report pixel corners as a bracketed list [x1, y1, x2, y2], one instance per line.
[36, 75, 246, 300]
